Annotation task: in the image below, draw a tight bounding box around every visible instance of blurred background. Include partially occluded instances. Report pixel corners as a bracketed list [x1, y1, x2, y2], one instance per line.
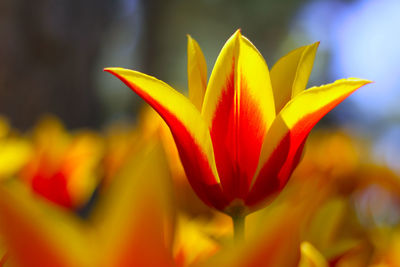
[0, 0, 399, 171]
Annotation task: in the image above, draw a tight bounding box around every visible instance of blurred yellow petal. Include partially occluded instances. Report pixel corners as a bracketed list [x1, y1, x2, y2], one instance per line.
[298, 242, 328, 267]
[187, 35, 207, 110]
[63, 131, 104, 207]
[0, 181, 92, 267]
[201, 203, 304, 267]
[32, 116, 70, 162]
[0, 138, 32, 179]
[271, 43, 319, 113]
[373, 230, 400, 266]
[93, 141, 175, 267]
[173, 215, 220, 266]
[102, 123, 140, 188]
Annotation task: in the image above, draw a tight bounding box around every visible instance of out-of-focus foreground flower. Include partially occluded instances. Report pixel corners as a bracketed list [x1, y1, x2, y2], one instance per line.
[0, 114, 399, 266]
[0, 137, 176, 266]
[105, 30, 370, 237]
[20, 117, 104, 210]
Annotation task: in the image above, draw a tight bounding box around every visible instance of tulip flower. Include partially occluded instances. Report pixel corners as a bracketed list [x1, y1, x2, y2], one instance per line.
[105, 30, 370, 237]
[20, 117, 104, 210]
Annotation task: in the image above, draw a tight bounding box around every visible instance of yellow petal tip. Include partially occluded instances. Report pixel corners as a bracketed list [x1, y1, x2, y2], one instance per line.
[233, 28, 242, 38]
[346, 78, 374, 85]
[104, 67, 115, 72]
[313, 41, 320, 48]
[104, 67, 126, 74]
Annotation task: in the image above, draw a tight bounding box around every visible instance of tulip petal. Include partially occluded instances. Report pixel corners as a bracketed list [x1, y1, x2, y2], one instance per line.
[202, 30, 275, 199]
[187, 35, 207, 110]
[247, 78, 371, 206]
[105, 68, 228, 210]
[94, 142, 175, 267]
[270, 42, 319, 113]
[0, 182, 91, 267]
[298, 242, 328, 267]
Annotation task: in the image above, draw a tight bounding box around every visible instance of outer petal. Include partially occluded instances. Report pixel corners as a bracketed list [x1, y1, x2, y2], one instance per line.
[246, 78, 371, 207]
[104, 68, 228, 210]
[201, 30, 275, 200]
[187, 35, 207, 110]
[270, 42, 319, 113]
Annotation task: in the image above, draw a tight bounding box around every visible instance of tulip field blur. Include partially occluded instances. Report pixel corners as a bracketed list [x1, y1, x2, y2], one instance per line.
[0, 26, 399, 267]
[1, 103, 400, 266]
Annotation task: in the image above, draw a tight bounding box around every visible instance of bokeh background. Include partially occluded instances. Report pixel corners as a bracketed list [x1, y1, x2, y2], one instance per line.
[0, 0, 399, 171]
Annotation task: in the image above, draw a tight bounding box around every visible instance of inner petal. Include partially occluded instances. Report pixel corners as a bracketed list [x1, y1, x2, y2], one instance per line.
[210, 69, 267, 200]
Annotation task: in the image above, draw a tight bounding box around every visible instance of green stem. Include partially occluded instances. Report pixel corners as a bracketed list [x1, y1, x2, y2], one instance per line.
[232, 215, 245, 242]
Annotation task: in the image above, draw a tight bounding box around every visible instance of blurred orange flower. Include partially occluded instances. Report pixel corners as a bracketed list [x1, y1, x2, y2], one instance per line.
[19, 116, 103, 210]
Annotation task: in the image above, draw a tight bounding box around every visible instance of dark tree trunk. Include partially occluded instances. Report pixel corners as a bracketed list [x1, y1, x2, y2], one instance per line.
[0, 0, 117, 130]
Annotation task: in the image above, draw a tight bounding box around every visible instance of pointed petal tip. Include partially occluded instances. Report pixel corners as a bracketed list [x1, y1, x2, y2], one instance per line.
[363, 79, 374, 84]
[104, 67, 124, 74]
[187, 35, 201, 51]
[346, 77, 374, 85]
[306, 78, 373, 92]
[362, 79, 374, 85]
[229, 29, 242, 49]
[233, 29, 242, 39]
[306, 41, 319, 52]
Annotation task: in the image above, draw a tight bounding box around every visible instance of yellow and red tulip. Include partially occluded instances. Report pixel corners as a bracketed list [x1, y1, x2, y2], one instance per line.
[105, 30, 370, 217]
[20, 117, 103, 210]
